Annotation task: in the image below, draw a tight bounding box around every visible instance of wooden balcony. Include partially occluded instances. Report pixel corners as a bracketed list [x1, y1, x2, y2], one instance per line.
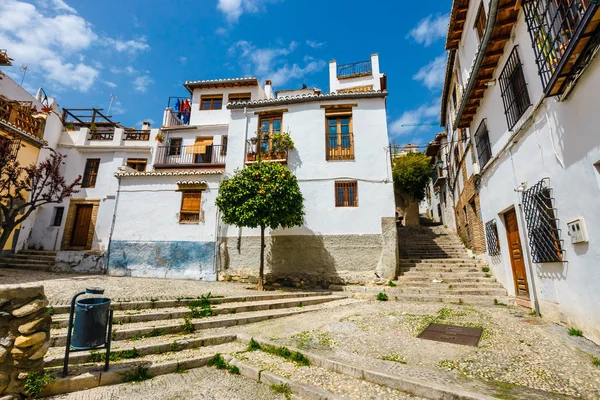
[154, 144, 226, 169]
[0, 96, 45, 141]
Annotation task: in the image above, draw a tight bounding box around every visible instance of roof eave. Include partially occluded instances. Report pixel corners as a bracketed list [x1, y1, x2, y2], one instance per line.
[227, 91, 388, 110]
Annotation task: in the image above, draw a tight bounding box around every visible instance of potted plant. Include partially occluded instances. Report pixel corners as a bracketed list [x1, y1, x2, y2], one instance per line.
[64, 123, 75, 131]
[155, 132, 165, 143]
[89, 123, 97, 132]
[246, 151, 256, 162]
[277, 132, 294, 159]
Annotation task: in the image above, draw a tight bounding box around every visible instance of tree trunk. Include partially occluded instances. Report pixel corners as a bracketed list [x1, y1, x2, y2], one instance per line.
[0, 222, 15, 254]
[258, 225, 265, 291]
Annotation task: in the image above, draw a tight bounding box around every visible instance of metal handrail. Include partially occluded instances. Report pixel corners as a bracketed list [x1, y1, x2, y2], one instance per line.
[337, 60, 372, 79]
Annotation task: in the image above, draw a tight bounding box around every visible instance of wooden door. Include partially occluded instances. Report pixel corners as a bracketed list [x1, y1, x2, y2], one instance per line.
[70, 204, 93, 247]
[504, 209, 529, 299]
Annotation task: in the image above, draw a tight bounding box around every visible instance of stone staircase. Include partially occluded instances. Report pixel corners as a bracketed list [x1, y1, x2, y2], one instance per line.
[39, 291, 350, 397]
[0, 249, 57, 271]
[332, 226, 511, 305]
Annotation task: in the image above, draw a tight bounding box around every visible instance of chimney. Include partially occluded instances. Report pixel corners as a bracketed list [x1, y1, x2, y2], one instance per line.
[142, 121, 151, 131]
[264, 80, 274, 100]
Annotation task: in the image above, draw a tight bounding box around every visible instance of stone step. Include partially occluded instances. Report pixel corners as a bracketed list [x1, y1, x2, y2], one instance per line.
[9, 253, 57, 261]
[0, 257, 55, 265]
[18, 250, 58, 256]
[51, 295, 343, 328]
[399, 271, 491, 279]
[0, 262, 51, 271]
[399, 265, 484, 273]
[49, 291, 333, 314]
[343, 290, 513, 305]
[394, 279, 500, 287]
[50, 305, 338, 347]
[400, 258, 485, 264]
[390, 287, 507, 296]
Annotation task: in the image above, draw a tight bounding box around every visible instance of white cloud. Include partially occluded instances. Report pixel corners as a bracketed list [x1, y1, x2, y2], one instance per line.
[407, 13, 449, 47]
[109, 65, 137, 75]
[389, 100, 440, 136]
[103, 37, 150, 53]
[228, 40, 324, 87]
[215, 27, 228, 35]
[109, 100, 126, 116]
[38, 0, 77, 14]
[133, 75, 153, 93]
[413, 54, 446, 90]
[103, 80, 117, 88]
[179, 56, 187, 65]
[306, 40, 325, 49]
[217, 0, 277, 23]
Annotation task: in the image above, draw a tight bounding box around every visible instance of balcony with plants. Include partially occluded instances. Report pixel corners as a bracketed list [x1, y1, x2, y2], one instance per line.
[245, 132, 294, 164]
[0, 96, 46, 142]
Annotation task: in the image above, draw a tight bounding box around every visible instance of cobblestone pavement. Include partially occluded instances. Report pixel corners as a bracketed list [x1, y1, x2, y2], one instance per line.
[4, 269, 600, 399]
[48, 365, 305, 400]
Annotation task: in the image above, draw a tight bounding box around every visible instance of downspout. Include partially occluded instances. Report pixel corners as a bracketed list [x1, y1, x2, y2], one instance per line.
[454, 0, 501, 128]
[106, 176, 122, 274]
[237, 106, 250, 252]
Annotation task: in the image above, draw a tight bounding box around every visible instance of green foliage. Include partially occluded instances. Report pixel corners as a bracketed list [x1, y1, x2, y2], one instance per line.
[568, 328, 583, 337]
[45, 306, 54, 316]
[380, 354, 407, 364]
[376, 292, 388, 301]
[270, 383, 292, 399]
[258, 343, 310, 366]
[392, 152, 433, 201]
[482, 267, 490, 273]
[123, 366, 151, 383]
[175, 366, 187, 374]
[188, 293, 214, 318]
[247, 338, 261, 351]
[493, 299, 507, 307]
[208, 353, 240, 374]
[170, 341, 180, 352]
[592, 356, 600, 367]
[181, 316, 195, 334]
[24, 370, 55, 398]
[89, 348, 140, 363]
[388, 281, 397, 287]
[216, 162, 304, 231]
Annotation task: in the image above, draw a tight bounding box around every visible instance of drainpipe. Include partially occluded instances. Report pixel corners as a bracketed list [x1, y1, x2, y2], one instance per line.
[106, 176, 122, 274]
[454, 0, 501, 128]
[238, 106, 250, 251]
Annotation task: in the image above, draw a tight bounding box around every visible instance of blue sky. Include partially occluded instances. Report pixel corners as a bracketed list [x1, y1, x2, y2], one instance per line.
[0, 0, 450, 147]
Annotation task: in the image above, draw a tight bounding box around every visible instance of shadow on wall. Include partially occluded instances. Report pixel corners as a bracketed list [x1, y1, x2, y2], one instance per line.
[267, 226, 339, 289]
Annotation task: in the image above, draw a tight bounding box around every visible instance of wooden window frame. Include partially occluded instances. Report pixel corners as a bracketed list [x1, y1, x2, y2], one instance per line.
[200, 94, 223, 110]
[82, 158, 100, 188]
[126, 158, 147, 172]
[335, 180, 358, 207]
[258, 114, 283, 154]
[179, 191, 202, 223]
[326, 111, 354, 161]
[474, 2, 487, 41]
[228, 92, 251, 103]
[221, 135, 228, 156]
[168, 137, 182, 156]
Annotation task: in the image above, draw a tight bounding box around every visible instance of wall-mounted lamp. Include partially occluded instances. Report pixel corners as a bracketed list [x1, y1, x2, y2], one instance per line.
[436, 159, 449, 170]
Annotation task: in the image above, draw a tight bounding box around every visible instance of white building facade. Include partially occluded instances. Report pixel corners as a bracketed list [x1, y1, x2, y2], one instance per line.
[107, 55, 398, 285]
[442, 0, 600, 343]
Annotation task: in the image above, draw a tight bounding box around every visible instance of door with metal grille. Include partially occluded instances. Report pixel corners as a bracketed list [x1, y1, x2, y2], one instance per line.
[504, 209, 530, 299]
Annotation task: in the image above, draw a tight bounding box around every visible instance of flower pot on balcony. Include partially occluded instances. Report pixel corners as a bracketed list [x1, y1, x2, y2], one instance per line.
[155, 133, 165, 143]
[275, 152, 286, 160]
[247, 153, 256, 162]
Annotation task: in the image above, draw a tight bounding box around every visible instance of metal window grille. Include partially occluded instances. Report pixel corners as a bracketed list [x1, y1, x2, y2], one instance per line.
[485, 220, 501, 256]
[522, 0, 590, 93]
[521, 178, 565, 263]
[474, 119, 492, 167]
[499, 47, 532, 130]
[335, 181, 358, 207]
[52, 207, 64, 227]
[336, 60, 372, 79]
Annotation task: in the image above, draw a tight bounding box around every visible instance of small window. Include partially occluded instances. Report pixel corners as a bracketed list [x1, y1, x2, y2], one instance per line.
[451, 87, 457, 109]
[475, 119, 492, 168]
[523, 184, 564, 263]
[200, 95, 223, 110]
[335, 181, 358, 207]
[180, 191, 201, 223]
[126, 158, 147, 172]
[52, 207, 64, 227]
[499, 47, 531, 130]
[326, 112, 354, 161]
[221, 135, 228, 156]
[228, 93, 251, 103]
[485, 220, 501, 256]
[474, 2, 487, 41]
[258, 115, 282, 154]
[82, 159, 100, 188]
[168, 138, 182, 156]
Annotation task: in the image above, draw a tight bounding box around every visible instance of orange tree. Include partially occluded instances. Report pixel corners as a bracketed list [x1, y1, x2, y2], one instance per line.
[216, 162, 304, 290]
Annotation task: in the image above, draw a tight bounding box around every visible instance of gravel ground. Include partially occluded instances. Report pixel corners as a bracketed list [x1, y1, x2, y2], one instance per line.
[47, 365, 304, 400]
[237, 300, 600, 399]
[235, 349, 425, 400]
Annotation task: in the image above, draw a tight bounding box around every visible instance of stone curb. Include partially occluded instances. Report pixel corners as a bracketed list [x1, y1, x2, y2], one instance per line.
[236, 334, 497, 400]
[40, 355, 214, 397]
[51, 309, 312, 347]
[229, 358, 346, 400]
[51, 295, 343, 328]
[49, 291, 332, 314]
[44, 334, 237, 367]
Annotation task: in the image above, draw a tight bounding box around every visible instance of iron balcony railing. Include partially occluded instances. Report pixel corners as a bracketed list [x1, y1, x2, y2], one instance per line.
[89, 129, 115, 140]
[522, 0, 593, 94]
[336, 60, 372, 79]
[0, 96, 45, 140]
[124, 130, 150, 140]
[245, 140, 288, 163]
[155, 144, 226, 167]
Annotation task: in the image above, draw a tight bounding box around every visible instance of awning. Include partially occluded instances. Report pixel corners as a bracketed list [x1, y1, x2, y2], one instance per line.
[186, 139, 213, 154]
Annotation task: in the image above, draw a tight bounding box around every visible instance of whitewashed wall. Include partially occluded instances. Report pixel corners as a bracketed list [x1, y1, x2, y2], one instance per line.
[189, 85, 265, 126]
[329, 54, 384, 93]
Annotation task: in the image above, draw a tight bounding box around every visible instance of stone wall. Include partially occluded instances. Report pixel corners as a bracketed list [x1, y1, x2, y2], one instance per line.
[0, 284, 51, 399]
[219, 218, 398, 287]
[54, 251, 106, 274]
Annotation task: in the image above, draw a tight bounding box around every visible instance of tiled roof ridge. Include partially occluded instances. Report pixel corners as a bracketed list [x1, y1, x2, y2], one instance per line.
[185, 77, 258, 85]
[114, 169, 223, 178]
[227, 90, 388, 107]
